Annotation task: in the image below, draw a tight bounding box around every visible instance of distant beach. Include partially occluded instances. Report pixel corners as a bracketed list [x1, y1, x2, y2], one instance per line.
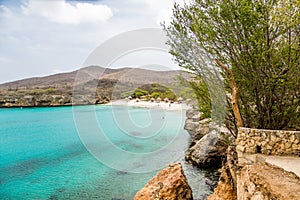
[106, 100, 191, 110]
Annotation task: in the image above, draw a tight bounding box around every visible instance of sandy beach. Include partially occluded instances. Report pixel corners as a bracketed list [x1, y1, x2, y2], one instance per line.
[106, 100, 191, 110]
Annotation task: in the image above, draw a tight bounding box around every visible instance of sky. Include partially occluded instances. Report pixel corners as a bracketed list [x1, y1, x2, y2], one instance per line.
[0, 0, 185, 84]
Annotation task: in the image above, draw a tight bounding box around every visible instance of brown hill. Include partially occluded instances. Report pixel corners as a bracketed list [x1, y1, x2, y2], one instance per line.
[0, 66, 182, 89]
[0, 66, 190, 107]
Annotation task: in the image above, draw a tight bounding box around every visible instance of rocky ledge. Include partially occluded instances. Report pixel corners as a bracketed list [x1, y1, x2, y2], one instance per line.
[209, 146, 300, 200]
[134, 163, 193, 200]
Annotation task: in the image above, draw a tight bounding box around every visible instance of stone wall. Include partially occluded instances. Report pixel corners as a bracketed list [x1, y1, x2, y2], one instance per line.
[236, 127, 300, 156]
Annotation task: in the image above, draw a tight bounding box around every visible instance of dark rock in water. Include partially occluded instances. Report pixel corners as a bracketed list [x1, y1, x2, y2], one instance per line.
[207, 146, 237, 200]
[134, 163, 193, 200]
[48, 195, 58, 200]
[117, 170, 128, 175]
[202, 168, 222, 191]
[130, 131, 141, 136]
[205, 177, 219, 191]
[185, 130, 227, 169]
[55, 188, 66, 193]
[133, 162, 145, 168]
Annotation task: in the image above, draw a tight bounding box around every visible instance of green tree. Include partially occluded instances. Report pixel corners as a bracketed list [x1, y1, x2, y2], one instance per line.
[151, 92, 161, 99]
[177, 74, 212, 118]
[132, 88, 148, 98]
[165, 0, 300, 131]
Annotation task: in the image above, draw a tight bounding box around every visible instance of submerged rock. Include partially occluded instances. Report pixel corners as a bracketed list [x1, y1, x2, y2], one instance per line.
[134, 163, 193, 200]
[185, 130, 227, 169]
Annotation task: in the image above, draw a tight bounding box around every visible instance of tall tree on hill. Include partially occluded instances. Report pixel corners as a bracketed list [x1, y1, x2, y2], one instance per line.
[165, 0, 300, 133]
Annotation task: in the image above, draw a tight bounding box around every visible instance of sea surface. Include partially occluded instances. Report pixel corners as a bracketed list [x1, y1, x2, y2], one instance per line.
[0, 105, 211, 199]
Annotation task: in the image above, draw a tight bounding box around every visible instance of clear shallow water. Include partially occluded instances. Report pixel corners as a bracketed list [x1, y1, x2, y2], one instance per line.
[0, 105, 211, 199]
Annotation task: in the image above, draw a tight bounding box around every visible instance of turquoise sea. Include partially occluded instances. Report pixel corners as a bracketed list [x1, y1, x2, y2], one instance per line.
[0, 105, 211, 199]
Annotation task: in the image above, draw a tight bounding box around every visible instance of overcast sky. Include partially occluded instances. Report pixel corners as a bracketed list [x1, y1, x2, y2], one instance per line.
[0, 0, 184, 84]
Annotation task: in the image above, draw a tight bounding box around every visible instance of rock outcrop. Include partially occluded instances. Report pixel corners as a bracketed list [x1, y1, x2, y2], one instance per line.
[208, 146, 237, 200]
[134, 163, 193, 200]
[237, 162, 300, 200]
[184, 108, 234, 169]
[185, 130, 228, 168]
[209, 145, 300, 200]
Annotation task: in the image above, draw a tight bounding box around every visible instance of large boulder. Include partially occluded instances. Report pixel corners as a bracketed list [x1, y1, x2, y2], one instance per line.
[185, 130, 227, 168]
[134, 163, 193, 200]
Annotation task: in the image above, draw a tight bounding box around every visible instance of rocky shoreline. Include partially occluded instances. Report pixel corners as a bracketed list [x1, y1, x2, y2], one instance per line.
[134, 108, 300, 200]
[184, 109, 300, 200]
[134, 108, 234, 199]
[183, 109, 234, 196]
[0, 92, 111, 108]
[184, 109, 234, 168]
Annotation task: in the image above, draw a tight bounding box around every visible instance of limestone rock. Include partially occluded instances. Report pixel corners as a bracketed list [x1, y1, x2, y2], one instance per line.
[186, 109, 201, 119]
[134, 163, 193, 200]
[237, 163, 300, 200]
[208, 146, 238, 200]
[185, 130, 227, 168]
[185, 118, 211, 144]
[184, 118, 201, 136]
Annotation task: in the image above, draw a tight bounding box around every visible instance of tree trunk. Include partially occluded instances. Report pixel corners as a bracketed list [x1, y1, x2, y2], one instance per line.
[215, 59, 243, 127]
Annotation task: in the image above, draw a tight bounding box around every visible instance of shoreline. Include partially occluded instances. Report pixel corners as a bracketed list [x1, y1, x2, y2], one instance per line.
[0, 100, 191, 111]
[106, 100, 191, 111]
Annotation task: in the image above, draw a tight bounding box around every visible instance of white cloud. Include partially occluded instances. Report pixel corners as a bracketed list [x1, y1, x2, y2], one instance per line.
[21, 0, 113, 25]
[128, 0, 185, 25]
[0, 5, 13, 18]
[0, 0, 184, 83]
[0, 56, 13, 64]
